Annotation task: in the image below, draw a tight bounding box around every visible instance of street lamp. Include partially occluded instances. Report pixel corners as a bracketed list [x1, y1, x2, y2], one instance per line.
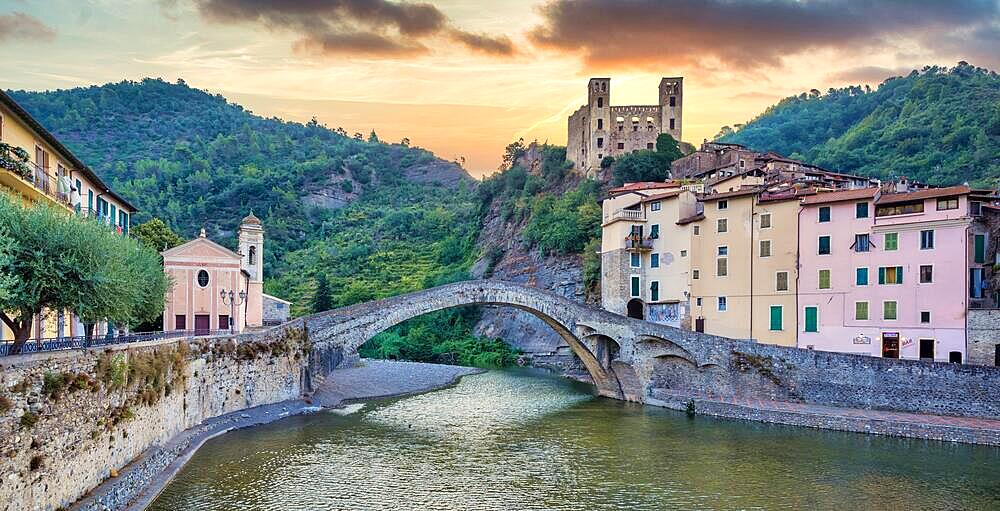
[220, 289, 247, 333]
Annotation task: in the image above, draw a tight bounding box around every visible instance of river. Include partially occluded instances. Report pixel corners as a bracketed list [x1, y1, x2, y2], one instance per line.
[151, 368, 999, 510]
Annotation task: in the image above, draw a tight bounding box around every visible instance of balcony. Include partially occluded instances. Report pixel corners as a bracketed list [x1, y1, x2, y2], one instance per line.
[605, 208, 646, 223]
[624, 235, 654, 251]
[0, 143, 71, 208]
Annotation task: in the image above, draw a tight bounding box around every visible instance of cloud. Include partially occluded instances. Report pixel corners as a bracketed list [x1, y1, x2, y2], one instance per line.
[0, 12, 56, 43]
[527, 0, 1000, 71]
[190, 0, 515, 58]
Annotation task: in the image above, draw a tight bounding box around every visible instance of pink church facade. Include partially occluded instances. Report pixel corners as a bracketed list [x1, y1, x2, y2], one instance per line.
[798, 186, 972, 362]
[162, 213, 264, 334]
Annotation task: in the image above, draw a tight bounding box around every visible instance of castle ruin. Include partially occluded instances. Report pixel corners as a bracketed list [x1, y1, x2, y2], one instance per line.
[567, 77, 683, 173]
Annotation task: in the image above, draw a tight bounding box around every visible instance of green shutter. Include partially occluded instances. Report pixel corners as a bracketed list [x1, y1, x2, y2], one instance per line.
[804, 307, 818, 332]
[631, 277, 640, 297]
[885, 233, 897, 250]
[819, 270, 830, 289]
[856, 268, 868, 285]
[650, 281, 659, 302]
[878, 267, 886, 284]
[896, 266, 903, 284]
[769, 306, 782, 331]
[650, 224, 659, 238]
[975, 234, 985, 263]
[855, 302, 868, 320]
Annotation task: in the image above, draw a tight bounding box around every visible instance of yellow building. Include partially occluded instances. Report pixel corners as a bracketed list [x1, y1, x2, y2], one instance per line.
[0, 90, 136, 340]
[600, 182, 700, 327]
[688, 188, 799, 346]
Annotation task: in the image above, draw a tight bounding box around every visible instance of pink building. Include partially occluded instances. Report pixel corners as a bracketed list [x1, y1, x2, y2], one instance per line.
[162, 213, 264, 334]
[798, 186, 972, 362]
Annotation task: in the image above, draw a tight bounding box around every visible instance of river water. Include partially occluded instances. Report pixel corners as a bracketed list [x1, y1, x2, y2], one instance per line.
[151, 369, 999, 510]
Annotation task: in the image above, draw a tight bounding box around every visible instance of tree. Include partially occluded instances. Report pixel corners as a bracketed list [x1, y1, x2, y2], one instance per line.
[611, 150, 669, 186]
[500, 138, 527, 170]
[132, 218, 184, 253]
[0, 196, 169, 352]
[311, 273, 333, 313]
[655, 133, 684, 163]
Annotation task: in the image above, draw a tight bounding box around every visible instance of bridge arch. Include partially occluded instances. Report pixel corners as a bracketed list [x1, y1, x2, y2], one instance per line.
[304, 281, 626, 398]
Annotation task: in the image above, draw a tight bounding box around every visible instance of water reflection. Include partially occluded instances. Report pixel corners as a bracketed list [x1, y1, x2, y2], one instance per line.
[152, 369, 1000, 511]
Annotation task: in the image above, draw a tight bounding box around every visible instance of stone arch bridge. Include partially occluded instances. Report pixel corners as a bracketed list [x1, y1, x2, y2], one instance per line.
[292, 280, 998, 419]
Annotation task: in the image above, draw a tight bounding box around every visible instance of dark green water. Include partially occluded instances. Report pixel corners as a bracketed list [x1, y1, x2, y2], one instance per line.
[151, 369, 999, 510]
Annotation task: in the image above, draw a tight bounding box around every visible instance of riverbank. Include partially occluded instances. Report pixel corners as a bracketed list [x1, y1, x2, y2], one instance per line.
[72, 360, 481, 511]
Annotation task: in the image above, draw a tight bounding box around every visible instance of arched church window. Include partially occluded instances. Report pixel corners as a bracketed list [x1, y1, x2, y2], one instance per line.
[249, 246, 256, 266]
[197, 269, 210, 288]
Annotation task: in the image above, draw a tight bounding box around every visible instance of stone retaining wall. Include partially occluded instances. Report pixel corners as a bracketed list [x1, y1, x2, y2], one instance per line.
[967, 308, 1000, 366]
[0, 325, 310, 511]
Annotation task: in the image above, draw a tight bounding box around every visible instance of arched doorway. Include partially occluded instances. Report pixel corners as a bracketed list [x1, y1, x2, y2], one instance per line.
[627, 298, 644, 320]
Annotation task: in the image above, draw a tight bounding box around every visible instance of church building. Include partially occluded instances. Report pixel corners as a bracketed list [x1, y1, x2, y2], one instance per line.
[161, 213, 265, 334]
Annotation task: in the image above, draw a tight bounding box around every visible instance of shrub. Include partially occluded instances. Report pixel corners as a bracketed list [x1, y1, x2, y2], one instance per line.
[0, 394, 11, 413]
[19, 411, 39, 430]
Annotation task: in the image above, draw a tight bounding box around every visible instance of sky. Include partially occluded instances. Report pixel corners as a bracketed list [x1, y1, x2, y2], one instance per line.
[1, 0, 998, 177]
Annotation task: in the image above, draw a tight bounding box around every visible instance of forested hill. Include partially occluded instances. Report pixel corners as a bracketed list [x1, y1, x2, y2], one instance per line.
[719, 63, 1000, 186]
[9, 78, 479, 316]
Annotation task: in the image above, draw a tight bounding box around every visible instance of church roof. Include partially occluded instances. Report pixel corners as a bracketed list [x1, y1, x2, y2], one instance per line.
[241, 210, 262, 225]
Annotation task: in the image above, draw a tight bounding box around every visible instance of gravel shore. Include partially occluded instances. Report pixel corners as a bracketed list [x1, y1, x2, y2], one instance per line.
[314, 359, 483, 407]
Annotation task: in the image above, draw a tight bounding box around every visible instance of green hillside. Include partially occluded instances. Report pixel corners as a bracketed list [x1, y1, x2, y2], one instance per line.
[720, 62, 1000, 186]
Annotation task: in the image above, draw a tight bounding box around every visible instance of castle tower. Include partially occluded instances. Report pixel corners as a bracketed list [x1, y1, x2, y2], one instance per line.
[658, 77, 683, 143]
[588, 78, 611, 167]
[238, 211, 265, 328]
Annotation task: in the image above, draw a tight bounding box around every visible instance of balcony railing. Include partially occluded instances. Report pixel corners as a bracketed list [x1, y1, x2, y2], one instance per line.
[624, 235, 654, 251]
[605, 208, 646, 223]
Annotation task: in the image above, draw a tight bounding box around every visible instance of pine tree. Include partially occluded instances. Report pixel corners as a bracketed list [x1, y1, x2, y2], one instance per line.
[311, 273, 333, 313]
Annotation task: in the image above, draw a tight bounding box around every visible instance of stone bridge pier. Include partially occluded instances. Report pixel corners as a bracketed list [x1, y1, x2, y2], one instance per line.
[298, 280, 1000, 425]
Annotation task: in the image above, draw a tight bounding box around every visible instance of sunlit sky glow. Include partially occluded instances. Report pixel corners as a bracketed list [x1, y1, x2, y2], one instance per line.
[2, 0, 997, 177]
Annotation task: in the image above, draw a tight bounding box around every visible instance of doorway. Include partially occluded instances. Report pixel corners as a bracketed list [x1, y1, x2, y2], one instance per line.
[195, 314, 210, 336]
[995, 345, 1000, 367]
[918, 339, 934, 361]
[881, 332, 899, 359]
[219, 314, 230, 332]
[949, 351, 962, 364]
[695, 317, 705, 333]
[626, 299, 644, 320]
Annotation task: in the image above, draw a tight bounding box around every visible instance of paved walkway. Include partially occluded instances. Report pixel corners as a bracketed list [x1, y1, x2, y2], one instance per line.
[649, 390, 1000, 446]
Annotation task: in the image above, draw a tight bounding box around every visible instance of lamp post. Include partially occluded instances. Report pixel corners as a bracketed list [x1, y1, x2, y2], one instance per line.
[220, 289, 247, 333]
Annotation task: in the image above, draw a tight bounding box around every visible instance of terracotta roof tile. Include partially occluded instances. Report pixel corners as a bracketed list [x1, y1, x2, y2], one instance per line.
[876, 185, 970, 205]
[676, 213, 704, 225]
[607, 181, 678, 194]
[801, 187, 879, 205]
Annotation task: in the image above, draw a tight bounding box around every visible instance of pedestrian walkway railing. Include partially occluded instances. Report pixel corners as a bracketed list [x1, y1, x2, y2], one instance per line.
[0, 329, 232, 357]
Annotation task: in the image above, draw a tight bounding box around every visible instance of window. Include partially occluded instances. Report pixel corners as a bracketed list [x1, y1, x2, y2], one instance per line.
[818, 235, 831, 255]
[921, 311, 931, 324]
[920, 230, 934, 249]
[692, 269, 700, 279]
[650, 253, 659, 268]
[617, 142, 625, 150]
[937, 197, 958, 210]
[760, 213, 771, 228]
[717, 257, 728, 276]
[718, 200, 728, 210]
[647, 143, 654, 150]
[669, 118, 675, 130]
[818, 206, 831, 222]
[597, 97, 603, 108]
[876, 200, 923, 217]
[596, 137, 604, 148]
[776, 271, 788, 291]
[759, 240, 771, 257]
[630, 253, 640, 268]
[680, 250, 687, 257]
[197, 269, 210, 288]
[818, 269, 831, 289]
[974, 234, 986, 263]
[175, 315, 187, 330]
[649, 224, 660, 238]
[696, 297, 702, 306]
[853, 234, 870, 252]
[856, 267, 869, 286]
[804, 307, 818, 332]
[597, 119, 603, 130]
[717, 218, 728, 233]
[693, 225, 700, 235]
[249, 246, 257, 265]
[971, 201, 982, 216]
[718, 246, 728, 256]
[669, 96, 676, 107]
[856, 202, 869, 218]
[650, 201, 661, 211]
[884, 232, 898, 251]
[919, 265, 933, 283]
[855, 301, 869, 320]
[971, 268, 985, 298]
[631, 276, 640, 297]
[878, 266, 903, 284]
[718, 297, 727, 312]
[769, 306, 783, 331]
[88, 190, 94, 215]
[650, 281, 660, 301]
[883, 300, 897, 320]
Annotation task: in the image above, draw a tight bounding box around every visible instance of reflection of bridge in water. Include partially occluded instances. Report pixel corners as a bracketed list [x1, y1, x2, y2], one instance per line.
[293, 280, 999, 438]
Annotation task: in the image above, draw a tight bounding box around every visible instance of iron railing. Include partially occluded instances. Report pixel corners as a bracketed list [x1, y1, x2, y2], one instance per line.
[0, 329, 232, 357]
